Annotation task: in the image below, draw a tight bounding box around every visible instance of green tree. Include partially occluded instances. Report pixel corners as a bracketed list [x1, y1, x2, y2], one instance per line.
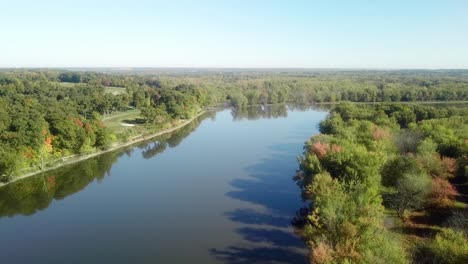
[0, 146, 20, 182]
[141, 104, 169, 125]
[391, 172, 431, 218]
[429, 229, 468, 264]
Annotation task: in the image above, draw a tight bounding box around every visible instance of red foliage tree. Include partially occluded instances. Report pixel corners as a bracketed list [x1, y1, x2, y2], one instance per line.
[312, 142, 329, 159]
[372, 126, 390, 141]
[73, 118, 84, 127]
[428, 177, 458, 208]
[311, 141, 342, 160]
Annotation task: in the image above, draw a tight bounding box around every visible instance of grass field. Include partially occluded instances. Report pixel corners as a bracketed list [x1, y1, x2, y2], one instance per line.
[58, 82, 78, 87]
[104, 86, 127, 95]
[57, 82, 127, 95]
[103, 110, 143, 133]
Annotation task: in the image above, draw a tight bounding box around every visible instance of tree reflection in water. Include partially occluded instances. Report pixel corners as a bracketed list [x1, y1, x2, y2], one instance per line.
[231, 104, 288, 121]
[139, 111, 214, 159]
[231, 104, 331, 122]
[0, 152, 120, 218]
[0, 112, 214, 218]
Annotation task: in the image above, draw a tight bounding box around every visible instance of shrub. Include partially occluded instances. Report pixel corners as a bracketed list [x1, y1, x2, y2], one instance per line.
[427, 177, 458, 208]
[430, 228, 468, 264]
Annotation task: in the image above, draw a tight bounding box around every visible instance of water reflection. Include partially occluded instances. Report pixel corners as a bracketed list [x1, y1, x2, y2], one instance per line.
[0, 105, 327, 264]
[231, 104, 331, 121]
[0, 112, 214, 218]
[231, 104, 288, 121]
[0, 152, 119, 218]
[139, 112, 214, 159]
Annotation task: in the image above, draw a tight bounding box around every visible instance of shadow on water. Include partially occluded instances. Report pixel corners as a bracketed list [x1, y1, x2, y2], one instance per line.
[211, 141, 308, 264]
[226, 153, 304, 216]
[236, 227, 305, 248]
[224, 209, 290, 228]
[210, 246, 306, 264]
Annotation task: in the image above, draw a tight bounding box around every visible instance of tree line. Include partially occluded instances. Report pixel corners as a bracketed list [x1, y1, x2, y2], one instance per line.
[1, 69, 467, 183]
[295, 103, 468, 263]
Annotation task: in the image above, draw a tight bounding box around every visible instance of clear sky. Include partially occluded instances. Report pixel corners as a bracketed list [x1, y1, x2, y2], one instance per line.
[1, 0, 467, 68]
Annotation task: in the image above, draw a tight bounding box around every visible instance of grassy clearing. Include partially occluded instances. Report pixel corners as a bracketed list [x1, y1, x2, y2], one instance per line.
[57, 82, 127, 95]
[58, 82, 78, 87]
[103, 110, 143, 133]
[104, 86, 127, 95]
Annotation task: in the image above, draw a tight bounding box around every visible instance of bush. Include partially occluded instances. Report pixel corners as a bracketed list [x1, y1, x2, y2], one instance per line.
[430, 228, 468, 264]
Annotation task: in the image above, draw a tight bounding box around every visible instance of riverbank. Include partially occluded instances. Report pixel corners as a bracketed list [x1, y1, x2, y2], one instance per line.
[313, 100, 468, 105]
[0, 110, 207, 188]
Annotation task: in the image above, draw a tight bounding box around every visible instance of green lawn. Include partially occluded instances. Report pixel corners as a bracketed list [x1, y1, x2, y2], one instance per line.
[57, 82, 127, 95]
[103, 110, 143, 133]
[104, 86, 127, 95]
[58, 82, 78, 87]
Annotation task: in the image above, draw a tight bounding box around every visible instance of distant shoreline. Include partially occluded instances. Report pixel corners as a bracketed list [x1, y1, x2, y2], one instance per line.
[0, 110, 207, 189]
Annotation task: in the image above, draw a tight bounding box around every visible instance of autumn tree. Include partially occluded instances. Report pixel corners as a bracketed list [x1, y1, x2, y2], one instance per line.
[427, 177, 458, 208]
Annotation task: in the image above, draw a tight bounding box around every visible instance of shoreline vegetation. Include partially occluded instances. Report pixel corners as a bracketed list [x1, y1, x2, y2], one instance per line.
[0, 110, 207, 188]
[294, 102, 468, 263]
[3, 101, 466, 189]
[1, 70, 467, 179]
[314, 100, 468, 105]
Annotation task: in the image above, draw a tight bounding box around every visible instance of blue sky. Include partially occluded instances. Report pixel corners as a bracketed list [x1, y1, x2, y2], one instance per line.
[1, 0, 467, 68]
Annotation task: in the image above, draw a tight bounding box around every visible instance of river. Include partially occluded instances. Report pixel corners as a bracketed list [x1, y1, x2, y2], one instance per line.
[0, 105, 328, 264]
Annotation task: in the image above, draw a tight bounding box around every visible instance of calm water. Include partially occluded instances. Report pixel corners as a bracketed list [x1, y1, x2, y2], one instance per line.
[0, 105, 327, 264]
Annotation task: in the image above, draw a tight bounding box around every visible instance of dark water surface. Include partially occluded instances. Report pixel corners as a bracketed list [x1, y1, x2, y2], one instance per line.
[0, 105, 327, 264]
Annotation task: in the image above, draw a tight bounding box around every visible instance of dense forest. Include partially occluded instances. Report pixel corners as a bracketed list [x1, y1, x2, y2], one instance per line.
[1, 69, 467, 185]
[0, 70, 210, 182]
[294, 103, 468, 263]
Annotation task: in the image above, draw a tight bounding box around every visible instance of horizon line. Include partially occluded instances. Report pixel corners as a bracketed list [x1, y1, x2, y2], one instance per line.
[1, 66, 468, 71]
